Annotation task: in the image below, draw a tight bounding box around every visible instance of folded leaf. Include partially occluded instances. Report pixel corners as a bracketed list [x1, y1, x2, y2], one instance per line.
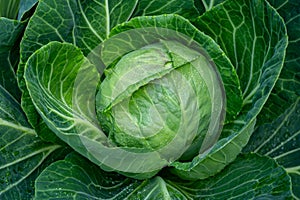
[18, 0, 139, 142]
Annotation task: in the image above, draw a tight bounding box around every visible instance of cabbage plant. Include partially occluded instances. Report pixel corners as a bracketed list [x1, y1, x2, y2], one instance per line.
[0, 0, 299, 199]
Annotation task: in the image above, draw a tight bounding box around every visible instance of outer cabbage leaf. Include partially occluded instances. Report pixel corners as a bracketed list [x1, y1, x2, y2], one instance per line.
[175, 0, 299, 194]
[0, 86, 68, 199]
[244, 98, 300, 199]
[35, 152, 292, 199]
[194, 0, 287, 104]
[0, 18, 25, 101]
[166, 153, 292, 199]
[0, 0, 37, 101]
[24, 42, 165, 179]
[17, 0, 138, 142]
[243, 0, 300, 199]
[35, 152, 141, 200]
[170, 0, 287, 180]
[0, 0, 37, 19]
[263, 0, 300, 126]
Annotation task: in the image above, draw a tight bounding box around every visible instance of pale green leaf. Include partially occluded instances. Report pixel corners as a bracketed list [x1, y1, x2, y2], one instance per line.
[96, 38, 223, 160]
[170, 119, 255, 180]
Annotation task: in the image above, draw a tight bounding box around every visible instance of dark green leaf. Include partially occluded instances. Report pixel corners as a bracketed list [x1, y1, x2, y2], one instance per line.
[35, 152, 141, 200]
[0, 86, 67, 199]
[0, 18, 26, 101]
[244, 98, 300, 199]
[258, 0, 300, 125]
[171, 0, 287, 180]
[167, 153, 292, 199]
[244, 0, 300, 198]
[194, 0, 287, 109]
